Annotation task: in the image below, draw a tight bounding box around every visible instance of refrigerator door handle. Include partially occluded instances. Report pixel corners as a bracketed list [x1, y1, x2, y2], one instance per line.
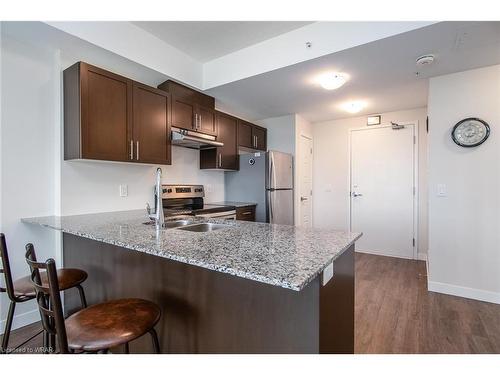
[268, 153, 274, 189]
[269, 191, 274, 223]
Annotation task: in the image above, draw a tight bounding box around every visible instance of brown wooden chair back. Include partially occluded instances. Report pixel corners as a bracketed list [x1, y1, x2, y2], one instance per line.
[25, 243, 69, 353]
[0, 233, 18, 302]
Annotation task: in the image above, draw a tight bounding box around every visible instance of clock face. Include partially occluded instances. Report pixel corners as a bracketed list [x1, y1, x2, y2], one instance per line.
[452, 118, 490, 147]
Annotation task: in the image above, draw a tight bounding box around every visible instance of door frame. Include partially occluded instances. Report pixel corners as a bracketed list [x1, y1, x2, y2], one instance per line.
[296, 134, 313, 227]
[348, 121, 419, 259]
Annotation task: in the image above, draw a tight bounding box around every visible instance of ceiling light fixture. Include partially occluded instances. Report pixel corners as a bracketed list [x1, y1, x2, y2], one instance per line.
[316, 72, 349, 90]
[341, 101, 366, 114]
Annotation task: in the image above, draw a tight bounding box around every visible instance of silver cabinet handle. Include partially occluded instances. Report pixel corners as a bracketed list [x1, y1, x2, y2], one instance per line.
[136, 141, 139, 161]
[130, 140, 134, 160]
[218, 153, 222, 168]
[199, 114, 202, 129]
[194, 113, 198, 129]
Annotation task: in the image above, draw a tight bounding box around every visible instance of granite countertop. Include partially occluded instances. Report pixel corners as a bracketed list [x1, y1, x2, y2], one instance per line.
[22, 210, 361, 291]
[208, 201, 257, 208]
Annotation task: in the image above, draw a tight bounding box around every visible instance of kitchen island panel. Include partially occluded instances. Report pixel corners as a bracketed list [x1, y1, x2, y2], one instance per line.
[63, 233, 354, 354]
[63, 233, 321, 353]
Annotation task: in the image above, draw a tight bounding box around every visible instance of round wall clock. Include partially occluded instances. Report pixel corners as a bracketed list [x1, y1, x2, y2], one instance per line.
[451, 118, 490, 147]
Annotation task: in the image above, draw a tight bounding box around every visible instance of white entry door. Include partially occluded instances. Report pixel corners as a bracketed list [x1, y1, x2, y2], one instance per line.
[350, 124, 416, 259]
[299, 135, 313, 227]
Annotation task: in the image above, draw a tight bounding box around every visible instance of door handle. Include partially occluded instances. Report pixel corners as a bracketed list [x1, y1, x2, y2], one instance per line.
[351, 192, 363, 197]
[301, 196, 308, 201]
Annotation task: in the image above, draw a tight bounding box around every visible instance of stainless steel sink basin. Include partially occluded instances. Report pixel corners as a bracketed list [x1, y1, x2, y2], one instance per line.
[176, 223, 229, 232]
[143, 219, 193, 229]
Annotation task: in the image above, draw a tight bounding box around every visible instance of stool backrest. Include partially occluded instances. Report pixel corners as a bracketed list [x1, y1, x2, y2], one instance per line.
[25, 243, 69, 353]
[0, 233, 17, 302]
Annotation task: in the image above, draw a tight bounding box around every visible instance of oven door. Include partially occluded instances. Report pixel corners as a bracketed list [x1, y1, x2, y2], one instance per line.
[195, 210, 236, 220]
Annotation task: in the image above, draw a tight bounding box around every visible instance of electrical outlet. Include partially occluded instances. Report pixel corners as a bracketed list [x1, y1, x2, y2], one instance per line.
[119, 184, 128, 197]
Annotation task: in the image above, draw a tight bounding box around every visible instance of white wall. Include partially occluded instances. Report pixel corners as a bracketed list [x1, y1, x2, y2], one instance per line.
[0, 28, 61, 330]
[312, 107, 428, 257]
[62, 147, 225, 215]
[427, 65, 500, 303]
[257, 114, 296, 155]
[0, 24, 225, 332]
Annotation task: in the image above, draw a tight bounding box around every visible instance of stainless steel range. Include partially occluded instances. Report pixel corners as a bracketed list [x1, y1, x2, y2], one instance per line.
[157, 185, 236, 220]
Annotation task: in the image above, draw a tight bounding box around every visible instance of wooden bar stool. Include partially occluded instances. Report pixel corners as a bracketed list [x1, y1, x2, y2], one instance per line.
[0, 234, 88, 354]
[25, 243, 161, 354]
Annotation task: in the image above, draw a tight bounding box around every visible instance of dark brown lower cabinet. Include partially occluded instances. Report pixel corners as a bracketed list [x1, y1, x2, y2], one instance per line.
[200, 111, 238, 170]
[236, 206, 256, 221]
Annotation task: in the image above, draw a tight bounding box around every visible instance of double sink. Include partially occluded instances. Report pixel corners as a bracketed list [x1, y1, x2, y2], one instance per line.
[144, 219, 229, 232]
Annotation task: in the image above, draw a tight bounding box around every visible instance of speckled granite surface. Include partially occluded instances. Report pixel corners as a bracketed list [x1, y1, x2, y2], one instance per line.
[22, 210, 361, 291]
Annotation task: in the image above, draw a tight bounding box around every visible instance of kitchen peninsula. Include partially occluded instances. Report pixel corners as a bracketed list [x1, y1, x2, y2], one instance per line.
[22, 211, 361, 354]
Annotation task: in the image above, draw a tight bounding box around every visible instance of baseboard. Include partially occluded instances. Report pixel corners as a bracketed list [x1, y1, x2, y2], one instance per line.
[0, 309, 40, 333]
[428, 281, 500, 304]
[355, 248, 424, 261]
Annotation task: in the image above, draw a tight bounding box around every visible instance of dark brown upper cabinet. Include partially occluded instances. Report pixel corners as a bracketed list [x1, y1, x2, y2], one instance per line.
[132, 82, 171, 165]
[158, 80, 217, 136]
[64, 62, 171, 165]
[200, 111, 238, 171]
[65, 62, 132, 162]
[238, 120, 267, 151]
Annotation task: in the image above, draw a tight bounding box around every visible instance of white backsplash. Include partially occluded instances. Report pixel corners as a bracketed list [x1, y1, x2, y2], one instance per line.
[61, 146, 225, 215]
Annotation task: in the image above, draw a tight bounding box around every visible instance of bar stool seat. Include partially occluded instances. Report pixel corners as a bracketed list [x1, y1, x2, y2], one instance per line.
[65, 298, 160, 352]
[13, 268, 88, 299]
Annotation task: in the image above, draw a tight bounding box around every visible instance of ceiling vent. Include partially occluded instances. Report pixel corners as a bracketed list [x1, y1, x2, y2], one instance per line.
[416, 54, 435, 66]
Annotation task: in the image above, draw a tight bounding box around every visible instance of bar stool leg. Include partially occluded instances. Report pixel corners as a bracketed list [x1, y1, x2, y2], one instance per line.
[1, 301, 16, 353]
[124, 342, 130, 354]
[149, 329, 160, 354]
[76, 285, 87, 308]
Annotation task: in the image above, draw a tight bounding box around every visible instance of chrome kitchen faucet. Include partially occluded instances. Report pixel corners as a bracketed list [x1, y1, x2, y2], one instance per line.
[146, 167, 165, 229]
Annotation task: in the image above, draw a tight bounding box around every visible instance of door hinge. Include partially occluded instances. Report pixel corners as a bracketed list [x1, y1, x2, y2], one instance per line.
[310, 190, 313, 196]
[310, 148, 313, 154]
[413, 135, 416, 144]
[413, 186, 416, 195]
[412, 238, 415, 247]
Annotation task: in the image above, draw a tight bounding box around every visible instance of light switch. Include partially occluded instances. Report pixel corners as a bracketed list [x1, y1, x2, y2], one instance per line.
[119, 184, 128, 197]
[437, 184, 447, 197]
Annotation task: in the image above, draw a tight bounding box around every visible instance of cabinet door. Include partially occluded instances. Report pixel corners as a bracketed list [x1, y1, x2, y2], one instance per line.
[238, 120, 254, 148]
[80, 63, 132, 161]
[197, 105, 217, 136]
[171, 96, 195, 131]
[253, 125, 267, 151]
[217, 112, 238, 170]
[236, 206, 256, 221]
[132, 83, 171, 165]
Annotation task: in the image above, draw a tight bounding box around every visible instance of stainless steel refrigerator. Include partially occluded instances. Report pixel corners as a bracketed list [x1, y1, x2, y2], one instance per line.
[225, 150, 294, 225]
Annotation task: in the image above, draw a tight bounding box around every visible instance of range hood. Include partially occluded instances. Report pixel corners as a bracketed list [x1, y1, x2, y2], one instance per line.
[171, 127, 223, 149]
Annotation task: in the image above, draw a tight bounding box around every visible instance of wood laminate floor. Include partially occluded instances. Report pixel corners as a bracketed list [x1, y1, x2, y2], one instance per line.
[3, 252, 500, 354]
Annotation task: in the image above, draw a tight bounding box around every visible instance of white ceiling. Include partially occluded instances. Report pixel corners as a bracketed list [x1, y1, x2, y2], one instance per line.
[207, 22, 500, 123]
[132, 21, 313, 62]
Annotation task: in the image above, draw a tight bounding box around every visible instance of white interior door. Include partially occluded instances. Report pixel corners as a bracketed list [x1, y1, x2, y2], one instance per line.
[350, 124, 416, 259]
[299, 135, 313, 227]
